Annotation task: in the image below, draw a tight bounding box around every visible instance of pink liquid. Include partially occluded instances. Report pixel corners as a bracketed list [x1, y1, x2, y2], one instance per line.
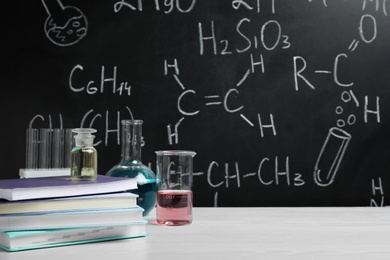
[156, 190, 192, 226]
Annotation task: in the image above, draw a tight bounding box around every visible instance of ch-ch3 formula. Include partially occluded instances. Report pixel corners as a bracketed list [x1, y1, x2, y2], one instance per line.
[206, 156, 305, 189]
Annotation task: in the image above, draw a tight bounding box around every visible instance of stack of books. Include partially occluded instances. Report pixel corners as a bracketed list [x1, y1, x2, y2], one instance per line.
[0, 175, 146, 252]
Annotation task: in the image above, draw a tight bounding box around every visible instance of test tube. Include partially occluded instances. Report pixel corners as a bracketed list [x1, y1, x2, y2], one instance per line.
[26, 128, 39, 169]
[39, 129, 52, 169]
[63, 128, 73, 168]
[313, 127, 351, 187]
[51, 128, 64, 168]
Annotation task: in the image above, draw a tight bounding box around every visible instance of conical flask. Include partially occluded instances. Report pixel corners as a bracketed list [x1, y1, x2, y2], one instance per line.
[106, 120, 156, 216]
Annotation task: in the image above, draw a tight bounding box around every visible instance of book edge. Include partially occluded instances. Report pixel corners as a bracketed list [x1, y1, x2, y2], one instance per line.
[0, 176, 138, 201]
[0, 232, 148, 252]
[0, 207, 145, 231]
[0, 196, 137, 215]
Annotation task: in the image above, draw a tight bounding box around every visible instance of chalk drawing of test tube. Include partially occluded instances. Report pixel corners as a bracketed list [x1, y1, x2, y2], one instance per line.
[314, 127, 352, 187]
[42, 0, 88, 47]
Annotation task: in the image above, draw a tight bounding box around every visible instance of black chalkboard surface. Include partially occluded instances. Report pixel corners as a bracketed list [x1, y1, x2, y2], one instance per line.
[2, 0, 390, 207]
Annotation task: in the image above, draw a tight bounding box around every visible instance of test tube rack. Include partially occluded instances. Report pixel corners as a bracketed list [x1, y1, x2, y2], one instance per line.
[19, 128, 73, 178]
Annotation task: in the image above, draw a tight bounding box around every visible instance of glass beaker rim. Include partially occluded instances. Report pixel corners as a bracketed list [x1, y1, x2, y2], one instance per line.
[155, 150, 196, 156]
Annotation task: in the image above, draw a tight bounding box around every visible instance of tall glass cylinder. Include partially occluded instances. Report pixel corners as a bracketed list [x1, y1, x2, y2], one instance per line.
[106, 120, 157, 216]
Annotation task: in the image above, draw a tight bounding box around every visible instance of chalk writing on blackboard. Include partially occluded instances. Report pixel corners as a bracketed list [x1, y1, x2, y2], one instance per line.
[198, 19, 291, 57]
[371, 177, 385, 207]
[28, 106, 134, 147]
[158, 1, 389, 207]
[41, 0, 87, 47]
[364, 96, 381, 123]
[114, 0, 197, 13]
[209, 155, 305, 207]
[80, 107, 134, 146]
[164, 58, 277, 144]
[14, 0, 388, 208]
[69, 65, 132, 96]
[29, 114, 64, 129]
[313, 127, 351, 187]
[232, 0, 276, 13]
[206, 156, 305, 189]
[336, 90, 359, 128]
[362, 0, 388, 15]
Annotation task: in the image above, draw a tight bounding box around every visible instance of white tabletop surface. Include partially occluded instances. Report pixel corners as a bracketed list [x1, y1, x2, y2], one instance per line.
[1, 207, 390, 260]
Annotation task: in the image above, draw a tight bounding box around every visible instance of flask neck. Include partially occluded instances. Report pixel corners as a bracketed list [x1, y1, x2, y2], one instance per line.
[121, 121, 143, 162]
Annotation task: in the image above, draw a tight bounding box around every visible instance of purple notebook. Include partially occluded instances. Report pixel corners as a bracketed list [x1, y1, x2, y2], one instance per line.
[0, 175, 137, 201]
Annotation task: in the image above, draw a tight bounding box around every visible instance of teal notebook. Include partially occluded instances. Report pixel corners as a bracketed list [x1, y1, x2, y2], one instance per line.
[0, 221, 147, 252]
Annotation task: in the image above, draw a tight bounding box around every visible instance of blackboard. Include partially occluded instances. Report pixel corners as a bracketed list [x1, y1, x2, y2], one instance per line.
[2, 0, 390, 207]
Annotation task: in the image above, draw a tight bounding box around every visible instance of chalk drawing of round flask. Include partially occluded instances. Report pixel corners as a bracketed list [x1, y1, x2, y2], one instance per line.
[42, 0, 88, 47]
[313, 127, 351, 187]
[106, 120, 157, 216]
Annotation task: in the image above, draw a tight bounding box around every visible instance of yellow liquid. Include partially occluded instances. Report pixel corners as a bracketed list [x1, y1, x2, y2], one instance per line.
[71, 147, 97, 180]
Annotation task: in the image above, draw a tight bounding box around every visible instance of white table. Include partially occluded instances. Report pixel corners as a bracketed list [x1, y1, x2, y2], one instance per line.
[1, 207, 390, 260]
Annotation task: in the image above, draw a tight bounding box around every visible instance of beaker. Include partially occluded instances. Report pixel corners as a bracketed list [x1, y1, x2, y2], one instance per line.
[155, 150, 196, 226]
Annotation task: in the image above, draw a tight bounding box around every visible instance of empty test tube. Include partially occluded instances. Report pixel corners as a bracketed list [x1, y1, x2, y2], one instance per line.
[26, 128, 39, 169]
[39, 129, 52, 169]
[51, 129, 64, 168]
[25, 128, 75, 170]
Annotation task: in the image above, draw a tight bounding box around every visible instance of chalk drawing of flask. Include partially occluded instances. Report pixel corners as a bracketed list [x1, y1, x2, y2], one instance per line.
[42, 0, 88, 47]
[314, 127, 351, 187]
